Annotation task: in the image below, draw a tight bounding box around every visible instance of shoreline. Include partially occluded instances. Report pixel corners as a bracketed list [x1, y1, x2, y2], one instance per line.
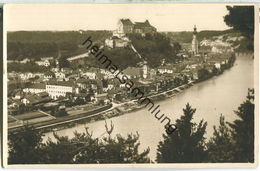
[8, 55, 236, 134]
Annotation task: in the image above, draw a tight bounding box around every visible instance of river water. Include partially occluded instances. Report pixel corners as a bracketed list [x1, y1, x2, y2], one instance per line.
[43, 55, 254, 161]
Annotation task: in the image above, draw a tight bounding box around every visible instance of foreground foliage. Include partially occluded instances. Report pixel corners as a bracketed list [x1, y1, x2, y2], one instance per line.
[156, 89, 254, 163]
[8, 121, 150, 164]
[156, 103, 208, 163]
[224, 6, 254, 50]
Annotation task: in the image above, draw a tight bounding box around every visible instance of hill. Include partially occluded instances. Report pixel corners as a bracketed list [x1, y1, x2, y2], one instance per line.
[7, 31, 112, 61]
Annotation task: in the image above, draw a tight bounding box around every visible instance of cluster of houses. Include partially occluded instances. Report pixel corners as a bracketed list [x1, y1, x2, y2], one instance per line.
[8, 23, 235, 116]
[8, 52, 228, 115]
[199, 35, 235, 55]
[8, 56, 53, 67]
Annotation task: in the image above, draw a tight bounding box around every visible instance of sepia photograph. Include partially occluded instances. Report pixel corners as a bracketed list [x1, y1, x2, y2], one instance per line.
[2, 3, 258, 168]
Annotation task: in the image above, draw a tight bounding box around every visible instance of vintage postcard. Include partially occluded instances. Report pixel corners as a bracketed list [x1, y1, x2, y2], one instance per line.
[2, 3, 259, 168]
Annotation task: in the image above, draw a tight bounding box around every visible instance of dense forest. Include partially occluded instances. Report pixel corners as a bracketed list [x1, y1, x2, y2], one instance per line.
[128, 33, 181, 67]
[7, 31, 112, 61]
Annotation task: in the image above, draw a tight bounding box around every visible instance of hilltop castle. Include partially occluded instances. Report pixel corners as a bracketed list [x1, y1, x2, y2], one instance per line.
[105, 19, 157, 48]
[113, 19, 157, 38]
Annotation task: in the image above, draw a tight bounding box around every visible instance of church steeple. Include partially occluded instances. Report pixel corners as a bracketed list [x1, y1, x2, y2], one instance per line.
[191, 25, 199, 55]
[193, 25, 197, 34]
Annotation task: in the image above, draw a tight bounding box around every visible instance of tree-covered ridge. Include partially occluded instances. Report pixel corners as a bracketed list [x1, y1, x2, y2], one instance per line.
[102, 46, 142, 70]
[7, 31, 112, 61]
[8, 31, 111, 44]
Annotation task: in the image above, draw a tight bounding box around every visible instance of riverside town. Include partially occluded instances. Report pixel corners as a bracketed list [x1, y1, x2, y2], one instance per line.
[82, 36, 178, 134]
[8, 20, 236, 135]
[6, 4, 255, 165]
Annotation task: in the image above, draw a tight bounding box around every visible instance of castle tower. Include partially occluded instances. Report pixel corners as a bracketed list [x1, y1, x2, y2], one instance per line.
[191, 25, 199, 55]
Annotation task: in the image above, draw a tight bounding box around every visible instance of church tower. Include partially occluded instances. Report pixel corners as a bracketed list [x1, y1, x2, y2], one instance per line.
[191, 25, 199, 55]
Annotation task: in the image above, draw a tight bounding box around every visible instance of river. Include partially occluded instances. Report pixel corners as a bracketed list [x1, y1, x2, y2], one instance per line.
[42, 55, 254, 161]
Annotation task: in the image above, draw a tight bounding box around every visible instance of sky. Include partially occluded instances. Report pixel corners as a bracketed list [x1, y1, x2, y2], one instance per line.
[5, 4, 233, 32]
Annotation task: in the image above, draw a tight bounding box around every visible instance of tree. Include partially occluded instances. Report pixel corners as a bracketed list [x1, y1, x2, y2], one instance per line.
[207, 89, 254, 163]
[55, 108, 68, 117]
[8, 125, 43, 164]
[42, 122, 150, 164]
[74, 121, 150, 163]
[207, 115, 235, 162]
[9, 122, 150, 164]
[128, 33, 181, 67]
[228, 88, 254, 162]
[198, 68, 210, 81]
[156, 103, 207, 163]
[58, 56, 70, 68]
[224, 6, 254, 50]
[40, 133, 78, 164]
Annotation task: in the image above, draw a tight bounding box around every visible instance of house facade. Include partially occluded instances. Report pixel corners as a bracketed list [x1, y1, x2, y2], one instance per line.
[23, 83, 46, 94]
[35, 60, 50, 67]
[46, 81, 74, 99]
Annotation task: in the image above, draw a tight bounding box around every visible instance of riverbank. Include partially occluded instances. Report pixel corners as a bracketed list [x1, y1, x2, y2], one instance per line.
[106, 54, 236, 120]
[43, 71, 227, 133]
[8, 104, 113, 133]
[42, 54, 252, 161]
[9, 54, 236, 134]
[8, 82, 194, 134]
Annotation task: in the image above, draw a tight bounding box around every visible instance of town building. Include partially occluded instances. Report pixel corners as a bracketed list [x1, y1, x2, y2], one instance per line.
[20, 72, 35, 80]
[157, 66, 174, 74]
[20, 58, 31, 64]
[105, 36, 130, 48]
[142, 63, 148, 79]
[211, 45, 234, 53]
[103, 84, 114, 92]
[46, 81, 75, 99]
[93, 93, 109, 104]
[214, 63, 221, 69]
[35, 60, 50, 67]
[23, 83, 46, 94]
[8, 99, 23, 109]
[123, 67, 141, 79]
[44, 72, 54, 81]
[82, 72, 97, 80]
[55, 71, 66, 80]
[21, 94, 51, 105]
[199, 45, 212, 56]
[13, 91, 23, 100]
